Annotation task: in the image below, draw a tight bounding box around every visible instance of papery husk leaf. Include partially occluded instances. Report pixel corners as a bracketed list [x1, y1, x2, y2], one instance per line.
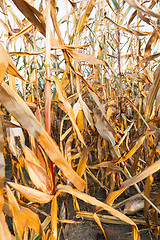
[8, 182, 53, 203]
[25, 159, 52, 194]
[0, 81, 86, 191]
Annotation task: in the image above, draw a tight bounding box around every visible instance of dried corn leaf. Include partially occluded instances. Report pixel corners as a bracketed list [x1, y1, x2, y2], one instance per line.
[0, 116, 4, 212]
[53, 75, 85, 146]
[7, 182, 53, 203]
[0, 81, 85, 191]
[69, 50, 106, 65]
[76, 0, 96, 34]
[20, 206, 44, 235]
[51, 195, 57, 240]
[124, 199, 144, 215]
[0, 43, 24, 81]
[56, 184, 140, 238]
[79, 94, 94, 130]
[93, 213, 107, 240]
[94, 114, 115, 146]
[107, 158, 160, 205]
[105, 15, 151, 36]
[125, 0, 160, 19]
[144, 31, 157, 57]
[6, 185, 25, 239]
[145, 64, 160, 119]
[116, 130, 155, 164]
[0, 212, 13, 240]
[25, 159, 52, 195]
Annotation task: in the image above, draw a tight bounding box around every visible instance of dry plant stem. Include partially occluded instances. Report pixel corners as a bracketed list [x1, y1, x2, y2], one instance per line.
[45, 0, 51, 135]
[45, 0, 55, 194]
[117, 0, 123, 114]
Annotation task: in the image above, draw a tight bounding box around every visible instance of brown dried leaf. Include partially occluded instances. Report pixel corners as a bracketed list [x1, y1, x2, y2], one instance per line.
[76, 0, 96, 34]
[125, 0, 160, 19]
[53, 75, 85, 146]
[107, 158, 160, 205]
[6, 185, 25, 239]
[0, 81, 85, 191]
[56, 184, 140, 238]
[117, 130, 155, 164]
[145, 64, 160, 119]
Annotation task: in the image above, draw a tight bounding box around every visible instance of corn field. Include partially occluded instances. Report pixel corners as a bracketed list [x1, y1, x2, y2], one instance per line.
[0, 0, 160, 239]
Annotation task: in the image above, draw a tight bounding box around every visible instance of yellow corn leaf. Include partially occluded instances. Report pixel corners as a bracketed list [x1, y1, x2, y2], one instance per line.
[25, 159, 52, 194]
[0, 212, 13, 240]
[53, 75, 85, 146]
[89, 162, 122, 172]
[93, 213, 107, 240]
[20, 206, 44, 236]
[56, 184, 140, 239]
[76, 0, 96, 34]
[6, 185, 25, 239]
[0, 43, 24, 82]
[116, 130, 155, 164]
[0, 81, 86, 191]
[8, 182, 53, 203]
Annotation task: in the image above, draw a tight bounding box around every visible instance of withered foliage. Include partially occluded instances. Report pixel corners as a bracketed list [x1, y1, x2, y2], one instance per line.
[0, 0, 160, 239]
